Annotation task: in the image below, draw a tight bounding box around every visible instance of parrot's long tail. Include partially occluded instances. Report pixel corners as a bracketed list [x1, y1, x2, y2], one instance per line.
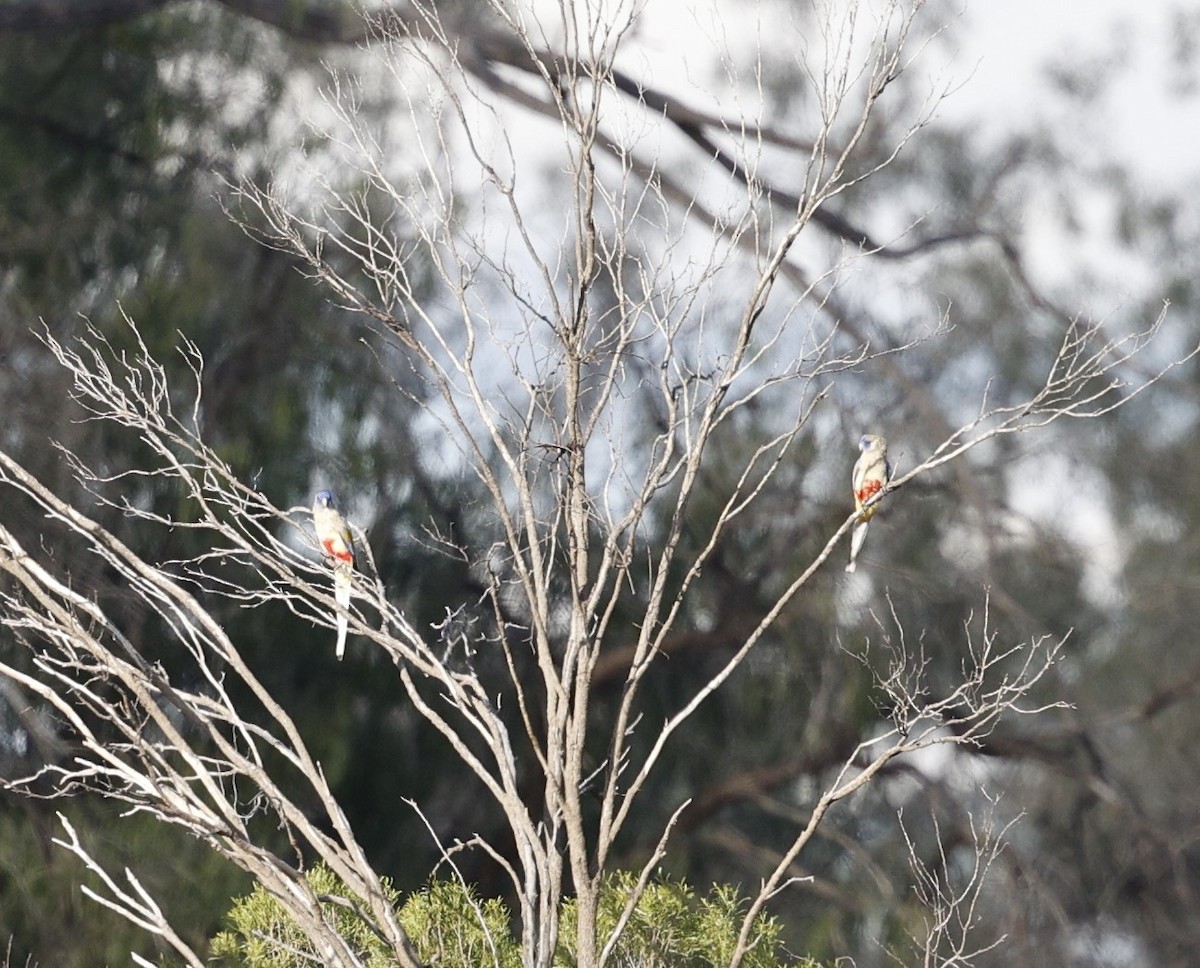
[334, 567, 352, 660]
[845, 520, 870, 573]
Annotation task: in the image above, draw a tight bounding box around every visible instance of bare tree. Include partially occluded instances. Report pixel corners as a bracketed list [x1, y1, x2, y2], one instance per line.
[0, 1, 1192, 966]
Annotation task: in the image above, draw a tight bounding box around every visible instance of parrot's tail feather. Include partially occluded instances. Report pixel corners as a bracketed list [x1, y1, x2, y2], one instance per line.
[336, 613, 348, 661]
[333, 566, 352, 660]
[846, 520, 870, 572]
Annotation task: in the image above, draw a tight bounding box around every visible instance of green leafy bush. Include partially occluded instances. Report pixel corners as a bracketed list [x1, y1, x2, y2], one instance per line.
[559, 871, 813, 968]
[211, 865, 820, 967]
[210, 864, 404, 968]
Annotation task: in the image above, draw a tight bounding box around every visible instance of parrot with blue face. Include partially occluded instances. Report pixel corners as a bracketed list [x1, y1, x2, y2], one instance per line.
[845, 434, 892, 573]
[313, 490, 355, 659]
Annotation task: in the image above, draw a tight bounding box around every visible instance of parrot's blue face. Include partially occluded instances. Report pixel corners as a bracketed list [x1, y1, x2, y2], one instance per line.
[859, 435, 875, 452]
[315, 490, 336, 508]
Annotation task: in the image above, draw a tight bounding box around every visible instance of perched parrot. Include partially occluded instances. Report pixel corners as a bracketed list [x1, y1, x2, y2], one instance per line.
[845, 434, 892, 573]
[313, 490, 355, 660]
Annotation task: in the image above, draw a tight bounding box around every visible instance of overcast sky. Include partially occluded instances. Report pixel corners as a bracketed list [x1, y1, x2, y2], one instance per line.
[951, 0, 1199, 186]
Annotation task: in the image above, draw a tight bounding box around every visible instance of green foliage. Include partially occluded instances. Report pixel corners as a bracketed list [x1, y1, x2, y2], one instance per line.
[211, 866, 818, 968]
[560, 871, 809, 968]
[211, 865, 403, 968]
[211, 868, 518, 968]
[400, 881, 520, 968]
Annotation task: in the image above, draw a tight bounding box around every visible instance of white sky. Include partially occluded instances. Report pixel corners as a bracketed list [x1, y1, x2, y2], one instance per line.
[630, 0, 1200, 187]
[948, 0, 1200, 186]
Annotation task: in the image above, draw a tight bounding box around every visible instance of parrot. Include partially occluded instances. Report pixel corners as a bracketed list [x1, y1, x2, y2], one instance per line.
[845, 433, 892, 573]
[313, 490, 355, 659]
